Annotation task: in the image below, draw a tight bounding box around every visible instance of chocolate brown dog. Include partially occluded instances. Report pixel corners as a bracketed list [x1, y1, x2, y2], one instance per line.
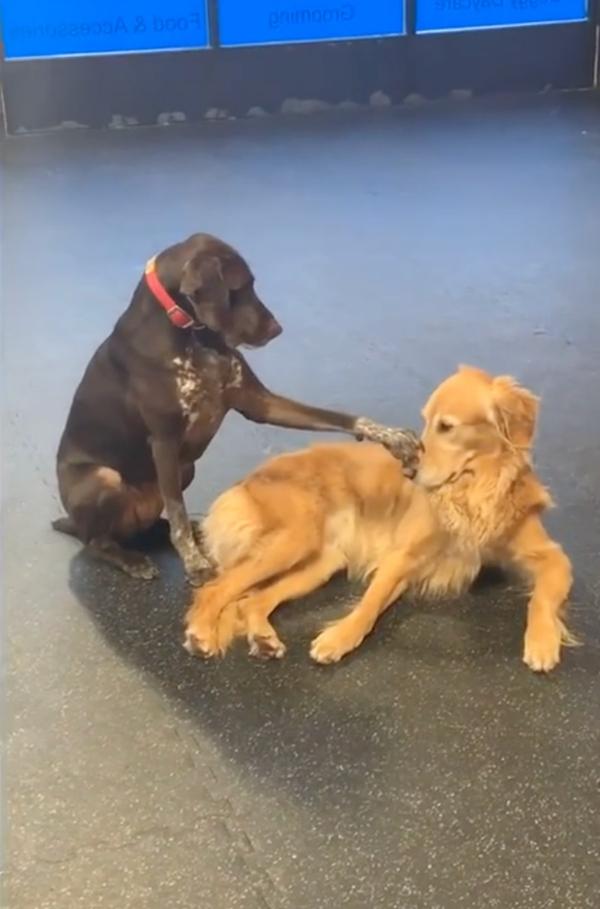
[53, 233, 419, 584]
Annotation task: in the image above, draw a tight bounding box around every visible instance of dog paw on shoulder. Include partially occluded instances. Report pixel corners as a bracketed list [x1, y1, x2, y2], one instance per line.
[354, 418, 421, 472]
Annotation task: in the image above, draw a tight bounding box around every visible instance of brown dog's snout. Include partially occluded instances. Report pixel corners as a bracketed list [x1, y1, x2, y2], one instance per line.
[265, 318, 283, 341]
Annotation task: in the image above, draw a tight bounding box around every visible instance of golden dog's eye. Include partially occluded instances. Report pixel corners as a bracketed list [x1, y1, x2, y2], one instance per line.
[438, 420, 453, 433]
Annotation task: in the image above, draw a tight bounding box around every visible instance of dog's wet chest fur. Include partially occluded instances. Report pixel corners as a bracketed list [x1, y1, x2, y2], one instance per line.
[169, 347, 243, 461]
[172, 348, 240, 430]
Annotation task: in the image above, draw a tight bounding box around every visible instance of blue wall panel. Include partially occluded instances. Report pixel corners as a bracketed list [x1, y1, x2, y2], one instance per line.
[218, 1, 405, 47]
[1, 1, 209, 59]
[1, 0, 591, 59]
[416, 0, 588, 32]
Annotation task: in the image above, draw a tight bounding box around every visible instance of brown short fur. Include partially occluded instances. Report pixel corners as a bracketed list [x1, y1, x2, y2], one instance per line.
[184, 366, 574, 672]
[53, 232, 419, 584]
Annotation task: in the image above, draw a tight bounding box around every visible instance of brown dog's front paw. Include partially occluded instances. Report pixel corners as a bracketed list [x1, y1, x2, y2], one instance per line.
[190, 518, 208, 549]
[122, 554, 160, 580]
[190, 521, 203, 548]
[183, 549, 212, 587]
[187, 566, 210, 588]
[523, 620, 561, 672]
[354, 418, 421, 472]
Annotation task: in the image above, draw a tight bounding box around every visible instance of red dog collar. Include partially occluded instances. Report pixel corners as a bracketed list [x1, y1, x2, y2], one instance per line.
[144, 257, 199, 330]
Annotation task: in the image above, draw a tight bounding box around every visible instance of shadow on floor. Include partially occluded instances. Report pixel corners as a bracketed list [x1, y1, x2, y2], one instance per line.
[67, 529, 547, 806]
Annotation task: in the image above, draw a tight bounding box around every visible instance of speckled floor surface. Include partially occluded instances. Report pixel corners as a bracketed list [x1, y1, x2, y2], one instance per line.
[3, 94, 600, 909]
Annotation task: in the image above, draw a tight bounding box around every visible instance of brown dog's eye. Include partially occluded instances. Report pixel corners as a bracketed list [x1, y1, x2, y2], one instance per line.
[437, 420, 454, 433]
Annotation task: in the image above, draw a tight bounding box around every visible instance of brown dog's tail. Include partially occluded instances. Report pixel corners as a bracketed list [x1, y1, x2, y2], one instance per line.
[51, 516, 78, 537]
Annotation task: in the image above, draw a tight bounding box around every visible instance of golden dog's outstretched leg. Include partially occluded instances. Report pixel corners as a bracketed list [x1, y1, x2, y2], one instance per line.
[231, 549, 346, 660]
[310, 523, 437, 665]
[184, 528, 318, 657]
[507, 514, 574, 672]
[310, 551, 412, 664]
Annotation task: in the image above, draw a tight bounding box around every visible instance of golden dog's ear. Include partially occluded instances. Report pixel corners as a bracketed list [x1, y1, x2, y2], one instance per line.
[458, 364, 491, 381]
[491, 376, 539, 449]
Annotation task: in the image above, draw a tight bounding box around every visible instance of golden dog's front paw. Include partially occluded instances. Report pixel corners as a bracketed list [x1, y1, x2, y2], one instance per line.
[523, 620, 561, 673]
[310, 618, 365, 664]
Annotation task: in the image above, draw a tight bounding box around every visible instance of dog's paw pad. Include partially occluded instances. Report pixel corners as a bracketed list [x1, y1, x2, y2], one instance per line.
[249, 634, 286, 660]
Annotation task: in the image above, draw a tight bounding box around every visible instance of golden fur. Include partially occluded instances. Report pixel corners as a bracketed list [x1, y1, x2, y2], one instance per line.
[184, 366, 574, 672]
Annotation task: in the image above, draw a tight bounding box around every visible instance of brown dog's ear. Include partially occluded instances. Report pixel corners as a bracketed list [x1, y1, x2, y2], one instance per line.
[220, 255, 251, 291]
[491, 375, 539, 449]
[180, 254, 224, 297]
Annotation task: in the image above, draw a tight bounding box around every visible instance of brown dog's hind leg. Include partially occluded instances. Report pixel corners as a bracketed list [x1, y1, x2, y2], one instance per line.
[52, 516, 78, 536]
[61, 466, 163, 580]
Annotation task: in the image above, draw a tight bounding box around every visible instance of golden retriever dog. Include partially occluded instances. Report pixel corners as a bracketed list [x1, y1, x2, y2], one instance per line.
[184, 366, 574, 672]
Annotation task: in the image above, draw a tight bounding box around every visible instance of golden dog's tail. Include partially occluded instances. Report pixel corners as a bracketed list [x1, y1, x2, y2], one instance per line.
[558, 617, 581, 648]
[201, 484, 265, 655]
[202, 484, 262, 572]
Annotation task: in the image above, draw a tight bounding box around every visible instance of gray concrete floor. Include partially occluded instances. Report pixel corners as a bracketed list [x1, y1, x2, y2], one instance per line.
[2, 94, 600, 909]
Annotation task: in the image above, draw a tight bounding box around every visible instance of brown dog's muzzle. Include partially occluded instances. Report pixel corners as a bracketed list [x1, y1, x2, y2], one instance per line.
[265, 318, 283, 341]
